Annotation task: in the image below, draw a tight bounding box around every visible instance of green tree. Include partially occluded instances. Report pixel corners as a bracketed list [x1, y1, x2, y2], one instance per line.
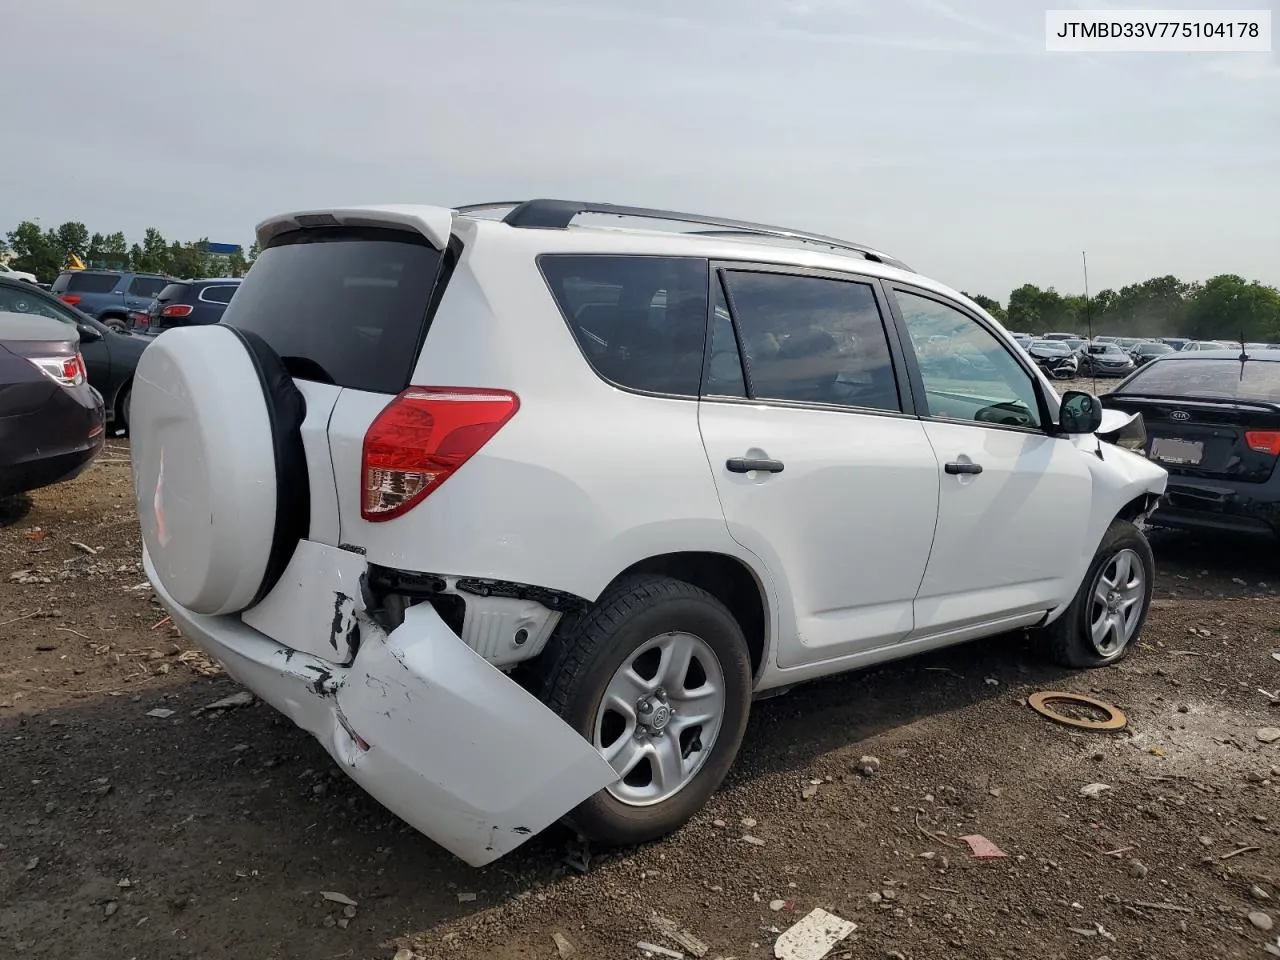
[5, 220, 63, 281]
[55, 221, 90, 261]
[86, 231, 106, 263]
[247, 240, 260, 264]
[169, 238, 212, 279]
[226, 248, 248, 277]
[961, 292, 1007, 323]
[131, 228, 171, 273]
[1184, 275, 1280, 342]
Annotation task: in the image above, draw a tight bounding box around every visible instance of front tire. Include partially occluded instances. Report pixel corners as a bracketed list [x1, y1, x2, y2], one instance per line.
[1040, 518, 1154, 668]
[538, 575, 752, 846]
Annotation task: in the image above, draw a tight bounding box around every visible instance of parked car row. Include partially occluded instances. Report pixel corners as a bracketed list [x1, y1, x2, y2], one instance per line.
[1012, 330, 1280, 380]
[47, 268, 241, 334]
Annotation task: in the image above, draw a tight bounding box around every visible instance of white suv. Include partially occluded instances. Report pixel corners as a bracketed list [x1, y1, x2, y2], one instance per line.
[131, 200, 1167, 866]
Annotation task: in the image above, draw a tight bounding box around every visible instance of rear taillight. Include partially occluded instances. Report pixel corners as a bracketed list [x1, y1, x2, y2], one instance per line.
[361, 387, 519, 522]
[161, 304, 193, 318]
[29, 352, 87, 388]
[1245, 431, 1280, 456]
[59, 294, 81, 306]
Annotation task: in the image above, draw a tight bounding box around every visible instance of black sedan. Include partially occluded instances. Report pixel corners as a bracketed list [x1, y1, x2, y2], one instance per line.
[0, 276, 149, 435]
[0, 313, 105, 498]
[1102, 350, 1280, 539]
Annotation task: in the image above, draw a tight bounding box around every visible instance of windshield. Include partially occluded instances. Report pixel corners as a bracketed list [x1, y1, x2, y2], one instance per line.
[1119, 357, 1280, 403]
[1087, 344, 1123, 355]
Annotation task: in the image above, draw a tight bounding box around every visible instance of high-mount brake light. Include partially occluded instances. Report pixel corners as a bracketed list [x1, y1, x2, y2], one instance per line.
[361, 387, 520, 522]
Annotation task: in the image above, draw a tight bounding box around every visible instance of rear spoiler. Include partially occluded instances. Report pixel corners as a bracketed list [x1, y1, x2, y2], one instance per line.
[255, 205, 455, 252]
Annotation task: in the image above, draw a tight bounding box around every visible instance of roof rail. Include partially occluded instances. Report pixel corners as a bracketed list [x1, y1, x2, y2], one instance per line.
[454, 199, 912, 271]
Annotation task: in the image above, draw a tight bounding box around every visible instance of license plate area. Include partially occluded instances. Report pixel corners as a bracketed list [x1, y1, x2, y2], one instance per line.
[1151, 436, 1203, 465]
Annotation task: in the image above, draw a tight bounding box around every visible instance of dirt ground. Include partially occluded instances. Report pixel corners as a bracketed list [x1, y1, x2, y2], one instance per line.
[3, 435, 1280, 960]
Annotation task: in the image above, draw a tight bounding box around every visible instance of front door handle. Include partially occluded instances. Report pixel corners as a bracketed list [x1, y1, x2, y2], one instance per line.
[944, 461, 983, 475]
[727, 457, 785, 474]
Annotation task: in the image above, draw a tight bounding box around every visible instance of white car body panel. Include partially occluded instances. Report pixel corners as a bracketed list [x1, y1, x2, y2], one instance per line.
[145, 545, 617, 867]
[697, 401, 939, 666]
[912, 423, 1094, 633]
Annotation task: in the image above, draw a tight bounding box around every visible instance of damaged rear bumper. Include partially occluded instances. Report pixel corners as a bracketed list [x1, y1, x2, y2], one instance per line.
[143, 547, 617, 867]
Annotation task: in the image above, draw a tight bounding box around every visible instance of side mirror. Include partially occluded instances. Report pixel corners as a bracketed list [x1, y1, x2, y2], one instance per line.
[1059, 390, 1103, 434]
[77, 322, 103, 342]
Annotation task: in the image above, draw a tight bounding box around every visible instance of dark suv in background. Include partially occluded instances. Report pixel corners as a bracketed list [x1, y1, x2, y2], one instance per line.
[136, 278, 240, 335]
[50, 270, 170, 331]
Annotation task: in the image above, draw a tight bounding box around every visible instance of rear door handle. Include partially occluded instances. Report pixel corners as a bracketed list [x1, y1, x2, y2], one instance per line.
[944, 461, 983, 475]
[727, 457, 785, 474]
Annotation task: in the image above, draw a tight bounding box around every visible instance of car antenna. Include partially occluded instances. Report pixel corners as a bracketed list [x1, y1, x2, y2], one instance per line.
[1083, 250, 1097, 395]
[1239, 329, 1248, 381]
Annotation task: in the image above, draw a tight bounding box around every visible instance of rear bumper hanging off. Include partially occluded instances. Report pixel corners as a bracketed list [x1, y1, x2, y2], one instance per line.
[144, 547, 617, 866]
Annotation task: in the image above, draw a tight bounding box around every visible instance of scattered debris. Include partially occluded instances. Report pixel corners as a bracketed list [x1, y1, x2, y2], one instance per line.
[1258, 728, 1280, 744]
[1028, 691, 1127, 731]
[984, 677, 1000, 686]
[69, 541, 99, 556]
[1251, 912, 1275, 932]
[104, 901, 118, 918]
[1128, 859, 1149, 879]
[552, 932, 576, 958]
[770, 899, 787, 912]
[1221, 846, 1261, 860]
[144, 708, 174, 719]
[117, 878, 133, 888]
[801, 784, 818, 800]
[1068, 922, 1116, 942]
[392, 949, 421, 960]
[320, 891, 357, 907]
[650, 914, 709, 957]
[772, 907, 856, 960]
[855, 756, 881, 776]
[742, 835, 766, 846]
[958, 834, 1007, 858]
[1254, 885, 1272, 902]
[456, 892, 476, 903]
[742, 818, 758, 828]
[24, 856, 39, 871]
[1080, 782, 1111, 798]
[149, 615, 172, 630]
[637, 940, 684, 959]
[194, 691, 255, 715]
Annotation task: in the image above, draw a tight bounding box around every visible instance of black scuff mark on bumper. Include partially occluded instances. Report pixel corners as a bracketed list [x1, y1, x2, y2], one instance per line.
[330, 592, 355, 652]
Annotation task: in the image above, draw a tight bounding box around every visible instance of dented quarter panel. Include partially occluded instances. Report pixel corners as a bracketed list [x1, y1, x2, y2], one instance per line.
[241, 540, 368, 664]
[145, 548, 618, 867]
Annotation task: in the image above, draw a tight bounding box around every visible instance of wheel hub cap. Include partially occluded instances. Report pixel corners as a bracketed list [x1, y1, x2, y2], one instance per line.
[592, 631, 726, 807]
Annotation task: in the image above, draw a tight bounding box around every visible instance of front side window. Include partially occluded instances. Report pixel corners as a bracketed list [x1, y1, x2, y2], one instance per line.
[719, 270, 901, 412]
[540, 255, 709, 397]
[128, 277, 167, 298]
[895, 289, 1042, 429]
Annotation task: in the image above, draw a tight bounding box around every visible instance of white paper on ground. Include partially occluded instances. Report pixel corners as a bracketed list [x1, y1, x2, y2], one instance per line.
[773, 908, 857, 960]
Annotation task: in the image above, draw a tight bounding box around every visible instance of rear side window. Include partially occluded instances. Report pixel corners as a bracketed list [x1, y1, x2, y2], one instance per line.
[720, 270, 901, 412]
[539, 255, 709, 397]
[64, 273, 121, 294]
[198, 284, 237, 304]
[128, 277, 167, 297]
[222, 228, 442, 394]
[1120, 358, 1280, 403]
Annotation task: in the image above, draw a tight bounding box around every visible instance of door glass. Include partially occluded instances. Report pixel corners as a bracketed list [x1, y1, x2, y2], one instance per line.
[721, 271, 901, 412]
[704, 276, 746, 398]
[128, 277, 167, 297]
[895, 289, 1041, 429]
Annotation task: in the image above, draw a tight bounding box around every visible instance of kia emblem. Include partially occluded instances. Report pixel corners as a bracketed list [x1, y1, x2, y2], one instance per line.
[1170, 410, 1191, 421]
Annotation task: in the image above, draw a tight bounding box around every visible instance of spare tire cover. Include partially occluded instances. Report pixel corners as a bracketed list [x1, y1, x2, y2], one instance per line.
[131, 325, 307, 615]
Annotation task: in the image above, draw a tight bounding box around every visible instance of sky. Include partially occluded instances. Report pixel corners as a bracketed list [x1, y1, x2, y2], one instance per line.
[2, 0, 1277, 300]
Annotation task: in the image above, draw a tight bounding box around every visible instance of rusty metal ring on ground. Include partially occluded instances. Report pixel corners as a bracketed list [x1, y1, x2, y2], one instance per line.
[1028, 691, 1127, 732]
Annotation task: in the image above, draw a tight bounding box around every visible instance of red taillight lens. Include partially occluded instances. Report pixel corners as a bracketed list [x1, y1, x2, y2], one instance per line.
[361, 387, 519, 522]
[29, 351, 86, 388]
[161, 304, 193, 318]
[1245, 431, 1280, 455]
[60, 294, 81, 306]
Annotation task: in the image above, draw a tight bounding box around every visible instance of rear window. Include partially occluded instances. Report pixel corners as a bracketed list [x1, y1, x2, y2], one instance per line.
[156, 283, 190, 302]
[128, 277, 167, 297]
[198, 284, 237, 304]
[1120, 358, 1280, 403]
[539, 255, 708, 396]
[62, 272, 121, 294]
[221, 227, 442, 394]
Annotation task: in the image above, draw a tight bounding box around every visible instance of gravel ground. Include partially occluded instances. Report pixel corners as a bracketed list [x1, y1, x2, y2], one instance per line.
[3, 438, 1280, 960]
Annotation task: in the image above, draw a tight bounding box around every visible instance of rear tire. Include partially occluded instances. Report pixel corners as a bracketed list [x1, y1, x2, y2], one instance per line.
[1039, 518, 1154, 668]
[103, 317, 127, 333]
[537, 575, 752, 846]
